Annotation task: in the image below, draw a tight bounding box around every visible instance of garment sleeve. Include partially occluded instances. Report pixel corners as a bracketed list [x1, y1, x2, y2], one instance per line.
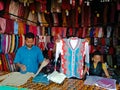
[85, 41, 90, 74]
[55, 40, 62, 62]
[102, 63, 107, 70]
[14, 49, 21, 63]
[37, 48, 44, 63]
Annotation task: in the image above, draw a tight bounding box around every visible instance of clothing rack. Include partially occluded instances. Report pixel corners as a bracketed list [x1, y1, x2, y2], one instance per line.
[1, 11, 39, 25]
[0, 11, 119, 27]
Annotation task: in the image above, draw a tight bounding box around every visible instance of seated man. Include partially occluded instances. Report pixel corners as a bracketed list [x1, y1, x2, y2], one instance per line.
[14, 32, 49, 74]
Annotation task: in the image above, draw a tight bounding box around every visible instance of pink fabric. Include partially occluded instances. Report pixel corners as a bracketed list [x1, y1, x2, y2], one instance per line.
[0, 17, 6, 34]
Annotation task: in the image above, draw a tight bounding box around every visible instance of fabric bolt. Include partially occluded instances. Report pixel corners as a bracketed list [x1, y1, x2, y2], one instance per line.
[14, 45, 44, 73]
[14, 35, 19, 53]
[5, 19, 14, 34]
[1, 54, 9, 71]
[5, 35, 9, 54]
[14, 21, 18, 34]
[0, 72, 34, 86]
[10, 34, 15, 53]
[1, 34, 6, 53]
[18, 22, 25, 35]
[7, 35, 11, 53]
[29, 25, 37, 36]
[0, 17, 6, 34]
[47, 71, 66, 84]
[5, 54, 11, 71]
[0, 86, 27, 90]
[90, 27, 94, 38]
[55, 37, 89, 79]
[36, 26, 40, 36]
[32, 73, 49, 85]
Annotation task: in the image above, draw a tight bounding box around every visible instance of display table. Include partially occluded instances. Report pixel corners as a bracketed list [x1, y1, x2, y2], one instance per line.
[20, 77, 120, 90]
[0, 72, 120, 90]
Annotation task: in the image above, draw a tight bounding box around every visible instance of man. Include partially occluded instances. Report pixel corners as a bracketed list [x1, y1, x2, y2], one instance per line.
[14, 32, 49, 74]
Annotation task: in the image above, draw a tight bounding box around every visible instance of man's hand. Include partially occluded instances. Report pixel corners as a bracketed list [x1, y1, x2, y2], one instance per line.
[19, 64, 26, 72]
[34, 59, 49, 77]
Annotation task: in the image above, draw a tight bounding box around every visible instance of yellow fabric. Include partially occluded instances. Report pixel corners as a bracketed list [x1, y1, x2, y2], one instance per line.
[93, 63, 107, 69]
[102, 63, 107, 70]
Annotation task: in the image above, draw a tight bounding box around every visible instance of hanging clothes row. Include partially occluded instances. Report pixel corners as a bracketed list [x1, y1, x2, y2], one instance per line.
[0, 0, 119, 27]
[0, 53, 16, 72]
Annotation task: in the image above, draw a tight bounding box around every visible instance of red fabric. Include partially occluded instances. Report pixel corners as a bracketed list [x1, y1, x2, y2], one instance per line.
[3, 0, 10, 19]
[5, 19, 14, 34]
[1, 54, 8, 71]
[0, 1, 4, 11]
[62, 0, 71, 10]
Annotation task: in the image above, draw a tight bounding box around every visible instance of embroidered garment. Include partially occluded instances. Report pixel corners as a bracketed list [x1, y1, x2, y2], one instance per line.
[55, 37, 89, 79]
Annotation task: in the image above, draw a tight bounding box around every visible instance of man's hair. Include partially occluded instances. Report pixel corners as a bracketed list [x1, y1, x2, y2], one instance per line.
[93, 50, 102, 56]
[25, 32, 34, 39]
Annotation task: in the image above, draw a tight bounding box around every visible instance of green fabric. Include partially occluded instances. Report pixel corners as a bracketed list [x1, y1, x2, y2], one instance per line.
[0, 86, 28, 90]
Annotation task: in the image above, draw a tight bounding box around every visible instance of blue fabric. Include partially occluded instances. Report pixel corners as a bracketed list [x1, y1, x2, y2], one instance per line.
[32, 73, 49, 85]
[14, 21, 18, 34]
[14, 45, 44, 73]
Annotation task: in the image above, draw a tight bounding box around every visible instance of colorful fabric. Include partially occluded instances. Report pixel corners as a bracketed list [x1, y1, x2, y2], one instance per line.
[55, 37, 89, 79]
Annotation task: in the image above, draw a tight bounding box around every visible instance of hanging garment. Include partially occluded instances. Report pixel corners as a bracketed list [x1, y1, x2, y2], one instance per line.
[51, 0, 61, 13]
[27, 11, 37, 26]
[19, 0, 34, 6]
[38, 12, 48, 27]
[0, 1, 4, 11]
[0, 17, 6, 34]
[9, 0, 19, 20]
[36, 0, 47, 12]
[52, 13, 59, 27]
[3, 0, 10, 19]
[55, 37, 89, 79]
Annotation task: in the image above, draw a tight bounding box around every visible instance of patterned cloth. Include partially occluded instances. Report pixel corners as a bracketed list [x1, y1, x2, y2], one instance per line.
[55, 37, 89, 79]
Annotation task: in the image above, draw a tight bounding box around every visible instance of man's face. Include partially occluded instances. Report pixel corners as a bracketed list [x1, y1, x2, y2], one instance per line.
[25, 38, 34, 48]
[93, 55, 101, 63]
